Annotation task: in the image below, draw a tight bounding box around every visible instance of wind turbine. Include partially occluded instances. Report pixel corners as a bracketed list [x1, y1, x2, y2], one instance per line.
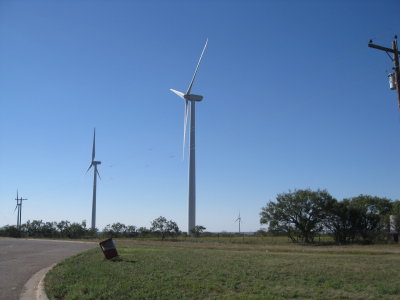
[86, 128, 101, 231]
[235, 212, 242, 234]
[170, 39, 208, 235]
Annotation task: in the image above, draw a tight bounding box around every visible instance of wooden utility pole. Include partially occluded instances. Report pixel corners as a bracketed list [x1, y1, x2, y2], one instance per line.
[15, 193, 27, 229]
[368, 36, 400, 109]
[369, 36, 400, 243]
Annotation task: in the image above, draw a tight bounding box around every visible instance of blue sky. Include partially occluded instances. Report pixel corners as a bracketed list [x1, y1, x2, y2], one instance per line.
[0, 0, 399, 232]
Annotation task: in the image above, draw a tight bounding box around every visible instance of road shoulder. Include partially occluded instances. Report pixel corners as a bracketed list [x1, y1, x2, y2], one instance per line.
[19, 264, 54, 300]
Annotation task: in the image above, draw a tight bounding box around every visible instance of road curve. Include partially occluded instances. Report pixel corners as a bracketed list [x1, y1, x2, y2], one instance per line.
[0, 238, 96, 300]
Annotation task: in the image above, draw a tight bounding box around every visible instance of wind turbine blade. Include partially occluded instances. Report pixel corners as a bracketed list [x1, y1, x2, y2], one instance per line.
[92, 128, 96, 162]
[170, 89, 185, 99]
[235, 212, 241, 222]
[182, 100, 189, 159]
[86, 163, 93, 174]
[96, 169, 101, 180]
[186, 39, 208, 95]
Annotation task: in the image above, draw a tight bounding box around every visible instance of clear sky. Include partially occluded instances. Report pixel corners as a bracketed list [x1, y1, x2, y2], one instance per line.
[0, 0, 399, 233]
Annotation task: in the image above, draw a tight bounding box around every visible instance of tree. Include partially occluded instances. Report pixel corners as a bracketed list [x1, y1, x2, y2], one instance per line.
[391, 201, 400, 231]
[125, 225, 137, 237]
[24, 220, 45, 237]
[103, 222, 127, 237]
[65, 221, 89, 238]
[0, 225, 21, 237]
[165, 220, 180, 238]
[56, 220, 71, 238]
[389, 201, 400, 242]
[0, 219, 93, 239]
[137, 226, 151, 237]
[190, 225, 206, 237]
[150, 216, 180, 240]
[347, 195, 392, 243]
[324, 199, 360, 244]
[255, 228, 269, 237]
[103, 223, 137, 238]
[260, 189, 335, 243]
[42, 221, 57, 237]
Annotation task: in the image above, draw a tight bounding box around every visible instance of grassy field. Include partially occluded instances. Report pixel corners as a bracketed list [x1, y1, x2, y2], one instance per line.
[45, 239, 400, 300]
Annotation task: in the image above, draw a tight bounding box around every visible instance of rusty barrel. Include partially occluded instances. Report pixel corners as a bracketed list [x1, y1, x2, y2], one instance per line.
[99, 238, 119, 259]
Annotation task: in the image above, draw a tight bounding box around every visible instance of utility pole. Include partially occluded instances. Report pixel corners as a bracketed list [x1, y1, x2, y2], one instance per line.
[15, 191, 27, 229]
[368, 36, 400, 109]
[369, 36, 400, 243]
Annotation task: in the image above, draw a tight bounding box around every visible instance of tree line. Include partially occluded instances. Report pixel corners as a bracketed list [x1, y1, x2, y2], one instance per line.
[0, 216, 207, 239]
[3, 189, 398, 244]
[260, 189, 400, 244]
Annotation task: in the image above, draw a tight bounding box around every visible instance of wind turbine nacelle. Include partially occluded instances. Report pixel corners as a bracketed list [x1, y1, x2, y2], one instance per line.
[185, 94, 203, 102]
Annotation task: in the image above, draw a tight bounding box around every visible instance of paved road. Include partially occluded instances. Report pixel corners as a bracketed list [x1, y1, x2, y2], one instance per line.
[0, 238, 96, 300]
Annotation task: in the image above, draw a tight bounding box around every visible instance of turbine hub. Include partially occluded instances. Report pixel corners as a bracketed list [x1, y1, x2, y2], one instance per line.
[184, 94, 203, 102]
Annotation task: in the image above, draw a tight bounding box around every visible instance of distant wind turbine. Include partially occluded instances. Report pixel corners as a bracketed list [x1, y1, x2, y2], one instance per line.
[86, 128, 101, 230]
[170, 39, 208, 235]
[235, 212, 242, 234]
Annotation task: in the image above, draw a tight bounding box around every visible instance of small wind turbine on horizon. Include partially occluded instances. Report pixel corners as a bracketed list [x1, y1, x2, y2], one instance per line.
[235, 212, 242, 234]
[86, 128, 101, 231]
[14, 190, 27, 229]
[170, 39, 208, 235]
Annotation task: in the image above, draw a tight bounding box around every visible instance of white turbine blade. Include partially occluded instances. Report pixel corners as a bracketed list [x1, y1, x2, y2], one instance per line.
[96, 169, 101, 180]
[170, 89, 185, 99]
[86, 163, 93, 174]
[186, 39, 208, 95]
[92, 128, 96, 162]
[182, 100, 189, 159]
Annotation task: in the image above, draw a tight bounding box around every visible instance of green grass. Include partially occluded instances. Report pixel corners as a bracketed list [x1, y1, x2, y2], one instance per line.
[45, 241, 400, 300]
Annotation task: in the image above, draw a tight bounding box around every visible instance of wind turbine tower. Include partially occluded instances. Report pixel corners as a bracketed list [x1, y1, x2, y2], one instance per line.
[86, 128, 101, 230]
[235, 212, 242, 234]
[170, 39, 208, 235]
[14, 190, 27, 229]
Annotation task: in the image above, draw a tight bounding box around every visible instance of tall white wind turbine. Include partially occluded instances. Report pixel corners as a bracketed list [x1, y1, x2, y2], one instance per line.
[86, 128, 101, 230]
[235, 212, 242, 234]
[170, 39, 208, 236]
